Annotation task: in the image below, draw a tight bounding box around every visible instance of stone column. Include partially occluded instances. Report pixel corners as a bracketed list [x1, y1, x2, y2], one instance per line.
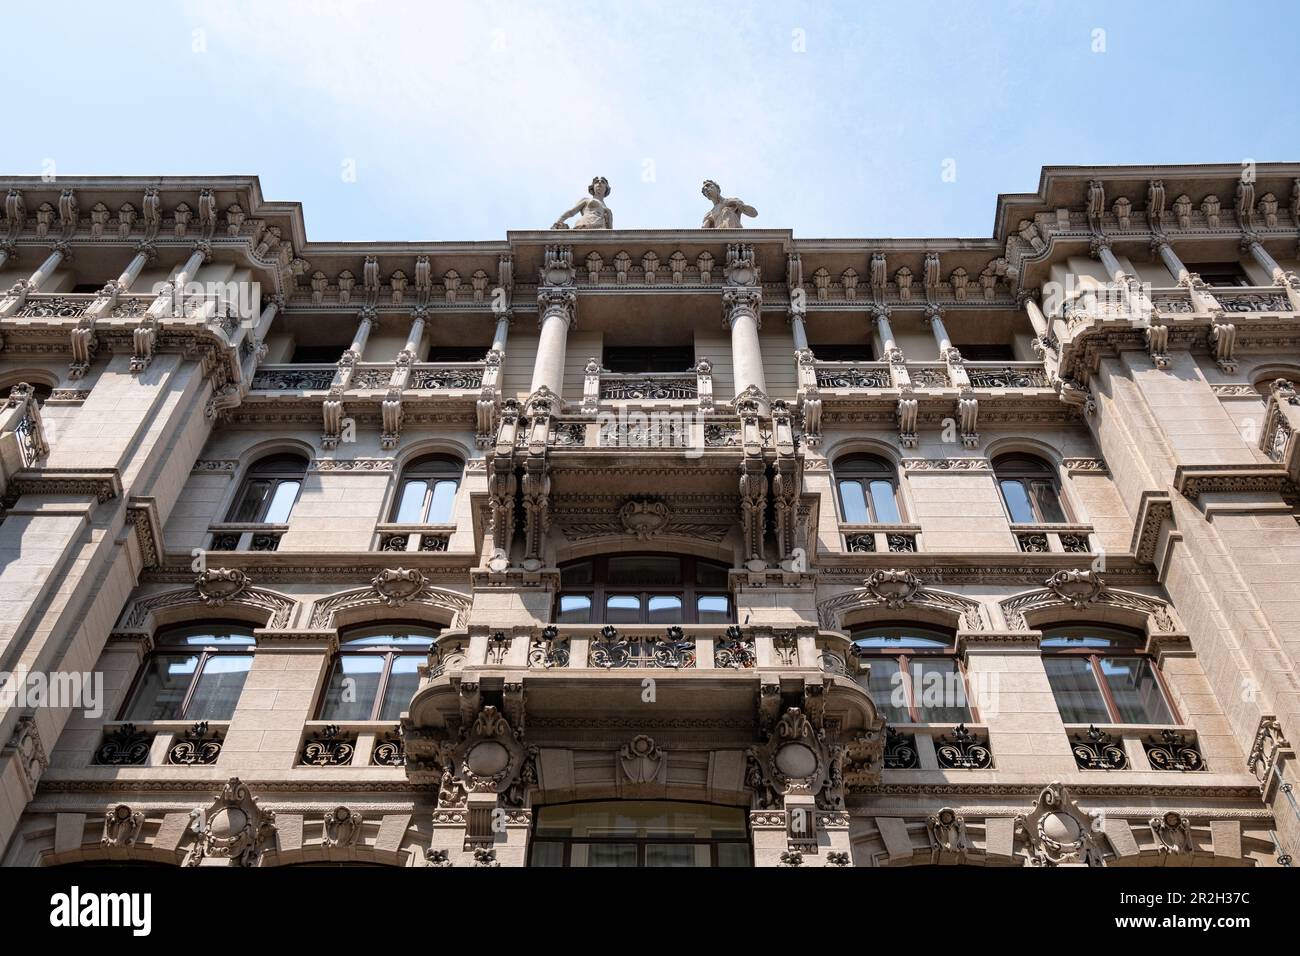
[402, 309, 427, 358]
[1242, 236, 1284, 282]
[874, 308, 899, 358]
[0, 243, 70, 315]
[491, 311, 512, 354]
[926, 307, 955, 356]
[787, 308, 809, 351]
[531, 288, 576, 397]
[346, 308, 375, 363]
[1151, 237, 1190, 284]
[723, 288, 767, 404]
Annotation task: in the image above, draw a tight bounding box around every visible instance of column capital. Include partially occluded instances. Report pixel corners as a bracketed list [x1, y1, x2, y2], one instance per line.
[132, 239, 158, 263]
[924, 303, 946, 324]
[1015, 287, 1040, 306]
[1088, 235, 1112, 258]
[869, 303, 892, 321]
[537, 287, 576, 330]
[48, 240, 73, 262]
[190, 240, 212, 264]
[1148, 235, 1171, 257]
[1239, 232, 1264, 256]
[722, 287, 762, 329]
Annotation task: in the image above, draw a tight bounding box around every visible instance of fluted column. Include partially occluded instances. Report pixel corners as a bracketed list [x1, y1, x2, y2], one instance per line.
[531, 288, 576, 396]
[346, 309, 375, 362]
[723, 288, 767, 405]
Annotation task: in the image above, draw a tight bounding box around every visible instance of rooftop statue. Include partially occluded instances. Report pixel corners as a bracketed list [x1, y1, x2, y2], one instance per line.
[701, 179, 757, 229]
[551, 176, 613, 230]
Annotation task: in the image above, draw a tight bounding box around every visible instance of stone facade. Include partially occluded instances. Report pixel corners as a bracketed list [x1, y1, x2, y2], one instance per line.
[0, 166, 1297, 867]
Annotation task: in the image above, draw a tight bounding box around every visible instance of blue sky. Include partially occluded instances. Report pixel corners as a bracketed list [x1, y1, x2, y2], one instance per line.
[5, 0, 1300, 241]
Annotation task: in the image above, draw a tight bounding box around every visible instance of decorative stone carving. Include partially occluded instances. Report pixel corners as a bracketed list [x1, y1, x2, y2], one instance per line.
[1045, 568, 1104, 607]
[1150, 811, 1193, 854]
[1015, 781, 1107, 867]
[701, 179, 757, 228]
[322, 806, 364, 847]
[927, 807, 968, 858]
[195, 568, 250, 606]
[619, 735, 666, 784]
[4, 716, 48, 796]
[371, 567, 427, 607]
[864, 569, 921, 608]
[102, 804, 145, 847]
[184, 777, 277, 867]
[618, 499, 670, 540]
[551, 176, 612, 230]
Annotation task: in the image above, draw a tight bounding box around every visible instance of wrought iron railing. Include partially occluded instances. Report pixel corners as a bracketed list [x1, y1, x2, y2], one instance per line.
[600, 373, 697, 401]
[815, 362, 891, 389]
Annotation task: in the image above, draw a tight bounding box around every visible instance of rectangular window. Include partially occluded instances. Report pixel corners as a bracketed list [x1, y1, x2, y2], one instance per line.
[184, 654, 254, 720]
[379, 657, 423, 721]
[838, 480, 870, 523]
[868, 480, 901, 524]
[813, 344, 875, 362]
[999, 479, 1035, 524]
[261, 480, 300, 524]
[290, 345, 345, 363]
[126, 654, 199, 721]
[605, 595, 642, 624]
[602, 346, 695, 374]
[229, 480, 272, 523]
[647, 595, 683, 625]
[319, 656, 384, 721]
[394, 480, 429, 524]
[1100, 657, 1174, 724]
[956, 344, 1016, 361]
[910, 660, 970, 723]
[866, 658, 909, 723]
[696, 595, 731, 624]
[1029, 480, 1067, 523]
[1044, 658, 1111, 724]
[557, 595, 592, 624]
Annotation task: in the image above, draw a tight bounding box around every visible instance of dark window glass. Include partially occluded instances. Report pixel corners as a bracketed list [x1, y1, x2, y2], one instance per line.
[850, 626, 970, 723]
[391, 455, 462, 524]
[555, 555, 731, 624]
[123, 625, 256, 721]
[290, 345, 346, 364]
[813, 344, 875, 362]
[835, 455, 902, 523]
[956, 344, 1016, 362]
[317, 626, 438, 721]
[530, 802, 750, 868]
[1041, 626, 1177, 725]
[994, 454, 1067, 524]
[602, 346, 695, 374]
[227, 454, 308, 524]
[426, 346, 489, 363]
[1186, 262, 1250, 287]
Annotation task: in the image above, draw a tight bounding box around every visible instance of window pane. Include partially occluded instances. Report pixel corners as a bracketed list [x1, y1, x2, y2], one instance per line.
[607, 556, 680, 587]
[159, 626, 256, 647]
[999, 479, 1035, 523]
[868, 480, 901, 523]
[393, 480, 428, 523]
[1101, 657, 1174, 724]
[318, 656, 384, 721]
[126, 654, 198, 721]
[853, 627, 950, 650]
[647, 595, 683, 625]
[646, 844, 702, 867]
[577, 843, 638, 867]
[605, 595, 642, 624]
[865, 657, 910, 723]
[341, 630, 438, 648]
[911, 660, 970, 722]
[1044, 658, 1110, 723]
[1029, 480, 1066, 523]
[186, 654, 253, 719]
[717, 843, 751, 867]
[427, 480, 458, 523]
[378, 656, 422, 720]
[697, 595, 731, 624]
[262, 480, 300, 523]
[530, 842, 565, 867]
[695, 562, 729, 588]
[228, 479, 271, 523]
[557, 595, 592, 623]
[838, 480, 869, 523]
[560, 562, 594, 588]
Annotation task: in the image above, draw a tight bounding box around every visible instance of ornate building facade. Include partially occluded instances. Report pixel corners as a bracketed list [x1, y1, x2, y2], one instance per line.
[0, 165, 1297, 868]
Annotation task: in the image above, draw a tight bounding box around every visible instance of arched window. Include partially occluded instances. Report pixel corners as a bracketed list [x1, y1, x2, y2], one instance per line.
[850, 625, 971, 723]
[994, 453, 1067, 524]
[1041, 625, 1176, 724]
[835, 454, 902, 524]
[317, 625, 438, 721]
[391, 455, 462, 524]
[121, 624, 256, 721]
[226, 453, 308, 523]
[556, 555, 732, 625]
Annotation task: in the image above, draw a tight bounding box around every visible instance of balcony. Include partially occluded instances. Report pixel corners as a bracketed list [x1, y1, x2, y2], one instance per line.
[375, 523, 453, 552]
[206, 523, 287, 552]
[249, 360, 484, 394]
[1010, 523, 1095, 553]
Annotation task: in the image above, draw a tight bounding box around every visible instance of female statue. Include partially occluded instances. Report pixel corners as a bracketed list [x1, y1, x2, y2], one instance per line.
[701, 179, 757, 229]
[551, 176, 613, 230]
